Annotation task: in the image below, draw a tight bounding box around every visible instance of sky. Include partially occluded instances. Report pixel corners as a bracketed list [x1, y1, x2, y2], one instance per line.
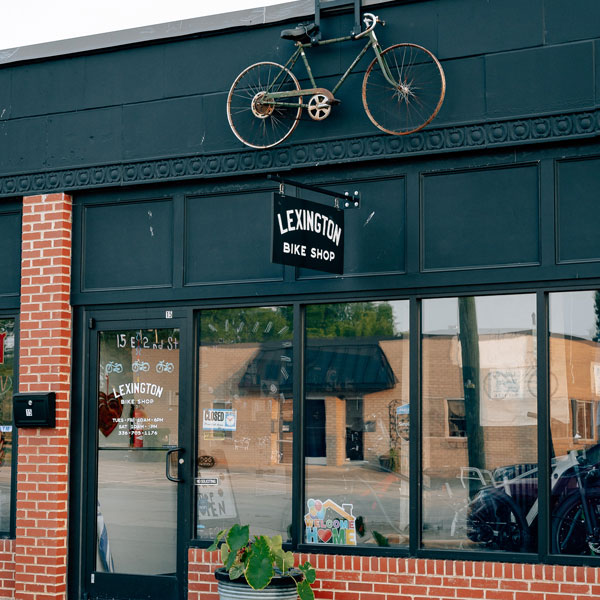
[0, 1, 292, 50]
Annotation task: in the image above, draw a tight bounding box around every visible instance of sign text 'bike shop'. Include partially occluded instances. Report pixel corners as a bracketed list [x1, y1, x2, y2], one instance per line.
[272, 194, 344, 274]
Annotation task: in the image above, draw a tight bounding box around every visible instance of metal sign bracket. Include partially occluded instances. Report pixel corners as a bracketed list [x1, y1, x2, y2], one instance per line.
[315, 0, 363, 39]
[268, 174, 360, 210]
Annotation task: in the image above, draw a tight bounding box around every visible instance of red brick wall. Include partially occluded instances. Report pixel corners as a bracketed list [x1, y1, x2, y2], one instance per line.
[15, 193, 73, 600]
[0, 540, 15, 598]
[189, 549, 600, 600]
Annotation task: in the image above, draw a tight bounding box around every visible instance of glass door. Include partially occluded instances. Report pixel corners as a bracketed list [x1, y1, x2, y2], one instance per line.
[86, 319, 189, 600]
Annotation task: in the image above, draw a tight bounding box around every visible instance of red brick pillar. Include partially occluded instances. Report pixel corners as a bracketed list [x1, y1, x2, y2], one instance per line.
[16, 193, 72, 600]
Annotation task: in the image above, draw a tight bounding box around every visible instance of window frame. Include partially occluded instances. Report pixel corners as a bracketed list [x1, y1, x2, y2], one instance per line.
[570, 398, 596, 442]
[445, 398, 467, 439]
[188, 286, 600, 568]
[0, 311, 18, 539]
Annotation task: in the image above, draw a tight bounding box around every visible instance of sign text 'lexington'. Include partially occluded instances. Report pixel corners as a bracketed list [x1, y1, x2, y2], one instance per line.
[272, 194, 344, 274]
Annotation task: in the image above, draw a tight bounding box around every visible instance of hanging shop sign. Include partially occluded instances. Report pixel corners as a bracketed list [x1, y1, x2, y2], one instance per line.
[272, 194, 344, 274]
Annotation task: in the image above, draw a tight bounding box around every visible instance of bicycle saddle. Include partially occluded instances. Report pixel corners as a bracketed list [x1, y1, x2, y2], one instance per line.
[280, 22, 319, 42]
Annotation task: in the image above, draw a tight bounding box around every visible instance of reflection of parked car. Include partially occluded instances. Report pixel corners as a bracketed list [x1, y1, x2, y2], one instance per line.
[466, 443, 600, 554]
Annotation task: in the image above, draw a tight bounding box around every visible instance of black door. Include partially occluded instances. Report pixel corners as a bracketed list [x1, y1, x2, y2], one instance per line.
[305, 399, 326, 461]
[83, 314, 191, 600]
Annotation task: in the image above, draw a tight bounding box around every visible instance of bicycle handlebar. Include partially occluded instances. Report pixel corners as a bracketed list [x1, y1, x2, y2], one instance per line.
[355, 13, 384, 39]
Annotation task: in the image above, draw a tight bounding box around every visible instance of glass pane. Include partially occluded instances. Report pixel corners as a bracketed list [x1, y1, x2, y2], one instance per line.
[0, 319, 15, 532]
[304, 301, 410, 548]
[549, 291, 600, 556]
[96, 328, 179, 574]
[422, 295, 537, 552]
[196, 307, 293, 540]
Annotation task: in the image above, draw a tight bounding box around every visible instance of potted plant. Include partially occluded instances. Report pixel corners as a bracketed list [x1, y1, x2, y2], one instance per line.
[208, 524, 316, 600]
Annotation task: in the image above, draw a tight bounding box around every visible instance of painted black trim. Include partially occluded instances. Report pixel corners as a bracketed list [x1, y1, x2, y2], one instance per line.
[409, 297, 420, 555]
[292, 303, 305, 548]
[0, 311, 19, 540]
[536, 291, 550, 560]
[78, 312, 192, 600]
[1, 109, 598, 200]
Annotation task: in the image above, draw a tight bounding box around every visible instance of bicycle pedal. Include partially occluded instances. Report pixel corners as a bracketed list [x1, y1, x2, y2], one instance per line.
[328, 98, 341, 106]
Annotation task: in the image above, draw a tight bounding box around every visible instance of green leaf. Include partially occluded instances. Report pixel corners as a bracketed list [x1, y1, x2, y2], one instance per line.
[227, 524, 250, 553]
[372, 530, 390, 547]
[220, 545, 231, 568]
[272, 546, 286, 573]
[282, 550, 294, 574]
[245, 536, 274, 590]
[207, 529, 227, 552]
[268, 534, 283, 553]
[229, 562, 245, 581]
[299, 561, 316, 584]
[297, 579, 315, 600]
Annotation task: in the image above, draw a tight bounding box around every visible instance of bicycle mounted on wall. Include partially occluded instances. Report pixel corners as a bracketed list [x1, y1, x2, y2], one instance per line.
[226, 0, 446, 149]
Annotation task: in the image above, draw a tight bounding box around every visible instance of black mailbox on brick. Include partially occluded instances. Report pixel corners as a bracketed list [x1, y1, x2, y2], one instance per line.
[13, 392, 56, 428]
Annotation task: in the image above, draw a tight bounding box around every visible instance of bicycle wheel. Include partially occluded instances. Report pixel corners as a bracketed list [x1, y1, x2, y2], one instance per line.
[466, 491, 530, 552]
[227, 61, 302, 149]
[552, 489, 600, 555]
[362, 43, 445, 136]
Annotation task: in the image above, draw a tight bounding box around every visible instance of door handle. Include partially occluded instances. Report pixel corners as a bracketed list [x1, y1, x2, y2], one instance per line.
[166, 447, 185, 482]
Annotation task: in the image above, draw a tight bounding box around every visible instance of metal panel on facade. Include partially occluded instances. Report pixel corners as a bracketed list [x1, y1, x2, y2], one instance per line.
[422, 165, 539, 271]
[184, 191, 284, 285]
[82, 199, 174, 290]
[0, 209, 21, 297]
[298, 177, 406, 278]
[557, 157, 600, 263]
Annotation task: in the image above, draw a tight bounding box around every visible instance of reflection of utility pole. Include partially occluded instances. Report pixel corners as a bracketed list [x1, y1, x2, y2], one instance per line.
[458, 297, 485, 498]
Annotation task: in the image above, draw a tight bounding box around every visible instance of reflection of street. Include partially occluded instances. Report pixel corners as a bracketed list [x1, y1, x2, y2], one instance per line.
[197, 461, 412, 546]
[97, 452, 176, 576]
[0, 467, 11, 531]
[98, 453, 479, 572]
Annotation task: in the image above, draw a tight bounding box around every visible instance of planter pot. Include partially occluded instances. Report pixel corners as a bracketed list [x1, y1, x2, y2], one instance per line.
[215, 567, 301, 600]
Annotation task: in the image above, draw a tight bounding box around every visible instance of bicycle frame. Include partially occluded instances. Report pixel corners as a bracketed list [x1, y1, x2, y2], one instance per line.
[263, 21, 396, 109]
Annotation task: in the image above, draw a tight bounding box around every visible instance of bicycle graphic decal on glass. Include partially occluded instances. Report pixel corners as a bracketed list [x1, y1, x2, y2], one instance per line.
[226, 13, 446, 149]
[156, 360, 175, 373]
[132, 360, 150, 373]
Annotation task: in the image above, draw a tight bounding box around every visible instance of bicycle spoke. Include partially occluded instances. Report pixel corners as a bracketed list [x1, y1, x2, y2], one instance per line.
[363, 43, 445, 136]
[227, 61, 302, 148]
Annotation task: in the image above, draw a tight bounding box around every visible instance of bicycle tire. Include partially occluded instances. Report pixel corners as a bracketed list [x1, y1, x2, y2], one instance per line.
[227, 61, 302, 149]
[466, 489, 530, 552]
[362, 43, 445, 136]
[552, 489, 600, 555]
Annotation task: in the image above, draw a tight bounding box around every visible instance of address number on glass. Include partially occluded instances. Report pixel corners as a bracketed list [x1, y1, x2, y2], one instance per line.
[116, 333, 179, 350]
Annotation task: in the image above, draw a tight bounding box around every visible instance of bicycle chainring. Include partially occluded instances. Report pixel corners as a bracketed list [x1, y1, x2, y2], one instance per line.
[307, 94, 332, 121]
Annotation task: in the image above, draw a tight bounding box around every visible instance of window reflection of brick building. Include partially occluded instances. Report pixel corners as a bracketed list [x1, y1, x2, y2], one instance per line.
[550, 334, 600, 456]
[198, 343, 287, 469]
[197, 331, 600, 479]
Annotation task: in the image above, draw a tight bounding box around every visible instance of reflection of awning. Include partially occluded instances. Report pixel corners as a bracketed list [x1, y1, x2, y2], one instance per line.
[239, 340, 397, 395]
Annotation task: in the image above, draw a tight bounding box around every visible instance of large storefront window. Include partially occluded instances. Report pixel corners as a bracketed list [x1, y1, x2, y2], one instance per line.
[421, 295, 537, 552]
[550, 291, 600, 556]
[303, 301, 410, 548]
[0, 318, 14, 533]
[196, 306, 293, 540]
[190, 292, 600, 563]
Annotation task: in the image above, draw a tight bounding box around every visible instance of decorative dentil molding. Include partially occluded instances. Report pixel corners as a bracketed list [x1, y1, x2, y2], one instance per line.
[0, 110, 598, 198]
